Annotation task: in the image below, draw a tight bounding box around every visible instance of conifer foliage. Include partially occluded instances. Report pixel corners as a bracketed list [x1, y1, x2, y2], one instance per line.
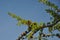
[8, 0, 60, 40]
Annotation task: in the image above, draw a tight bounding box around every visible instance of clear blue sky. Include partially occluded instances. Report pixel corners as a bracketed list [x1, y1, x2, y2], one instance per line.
[0, 0, 60, 40]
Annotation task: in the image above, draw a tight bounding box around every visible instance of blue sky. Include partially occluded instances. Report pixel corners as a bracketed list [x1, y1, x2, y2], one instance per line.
[0, 0, 60, 40]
